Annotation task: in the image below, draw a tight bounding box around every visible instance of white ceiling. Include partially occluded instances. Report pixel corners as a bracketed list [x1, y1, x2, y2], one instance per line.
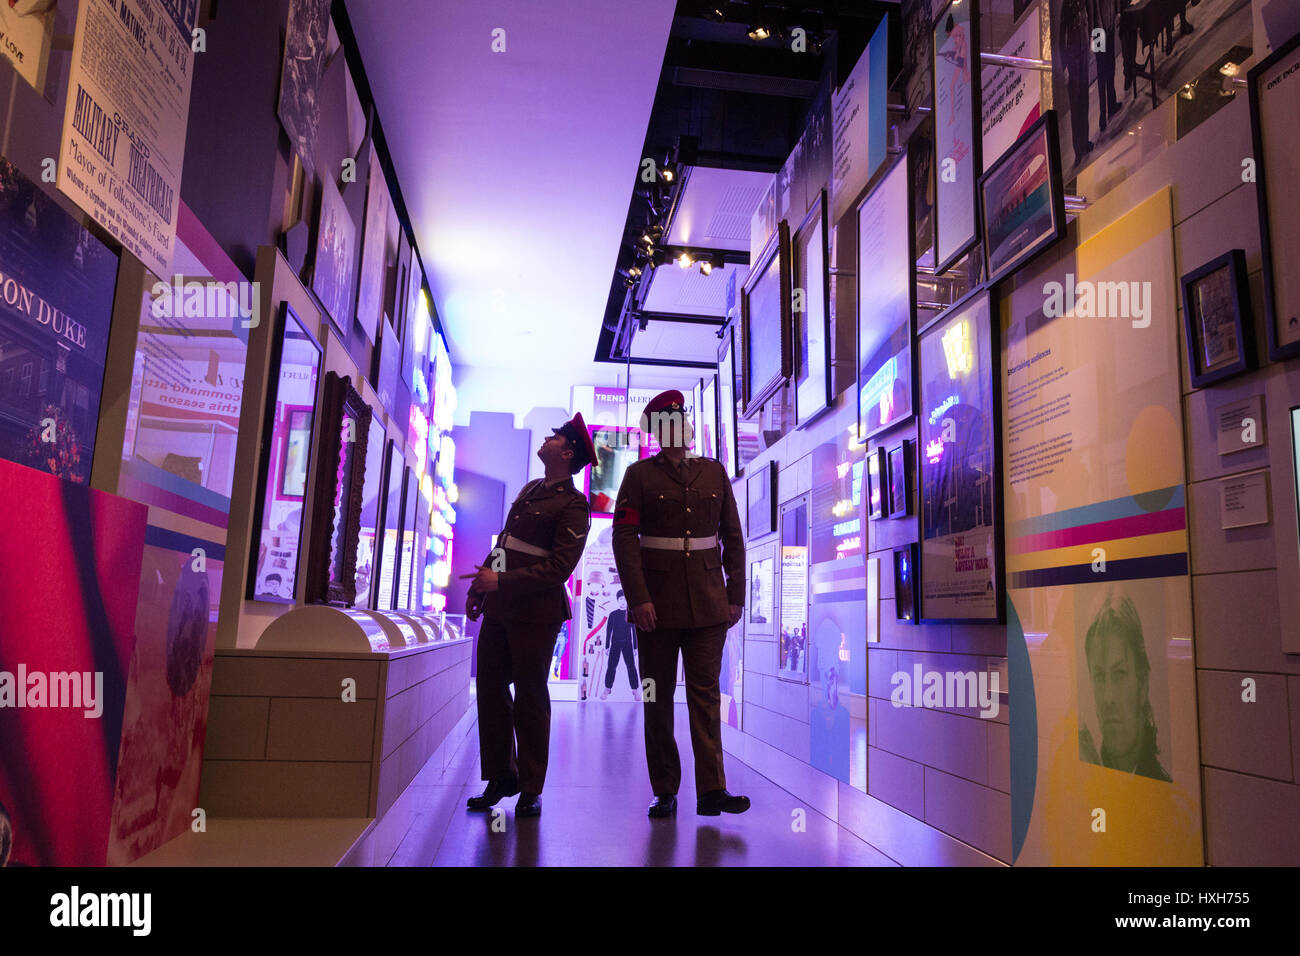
[345, 0, 680, 381]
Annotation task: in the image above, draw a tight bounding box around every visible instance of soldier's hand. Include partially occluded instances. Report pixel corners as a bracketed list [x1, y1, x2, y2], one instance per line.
[728, 604, 743, 627]
[466, 590, 484, 621]
[630, 602, 657, 632]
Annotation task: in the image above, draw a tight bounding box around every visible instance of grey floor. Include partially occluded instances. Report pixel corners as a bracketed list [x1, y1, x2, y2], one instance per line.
[379, 700, 895, 866]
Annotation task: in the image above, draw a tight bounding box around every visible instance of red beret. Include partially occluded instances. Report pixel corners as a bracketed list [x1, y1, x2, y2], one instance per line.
[643, 389, 685, 418]
[553, 412, 599, 473]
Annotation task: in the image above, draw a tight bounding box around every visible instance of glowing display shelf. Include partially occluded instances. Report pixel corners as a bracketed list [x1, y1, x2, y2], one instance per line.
[200, 605, 473, 819]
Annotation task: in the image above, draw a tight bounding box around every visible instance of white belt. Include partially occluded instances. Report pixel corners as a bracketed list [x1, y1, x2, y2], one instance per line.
[640, 534, 718, 551]
[500, 533, 551, 558]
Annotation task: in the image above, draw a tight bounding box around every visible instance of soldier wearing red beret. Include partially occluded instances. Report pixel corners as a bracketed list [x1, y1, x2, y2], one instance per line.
[464, 413, 596, 817]
[612, 390, 750, 818]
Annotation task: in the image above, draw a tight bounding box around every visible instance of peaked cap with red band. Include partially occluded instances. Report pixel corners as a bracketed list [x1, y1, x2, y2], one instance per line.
[552, 412, 598, 474]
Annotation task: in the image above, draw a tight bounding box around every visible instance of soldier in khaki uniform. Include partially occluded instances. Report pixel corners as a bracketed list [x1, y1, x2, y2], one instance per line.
[612, 390, 750, 818]
[464, 413, 595, 817]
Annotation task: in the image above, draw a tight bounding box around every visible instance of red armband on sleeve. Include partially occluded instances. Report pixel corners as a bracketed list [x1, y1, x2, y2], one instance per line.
[614, 506, 640, 527]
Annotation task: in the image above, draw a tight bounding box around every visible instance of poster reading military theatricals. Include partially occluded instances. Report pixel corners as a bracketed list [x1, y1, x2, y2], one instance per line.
[57, 0, 197, 280]
[1002, 188, 1202, 865]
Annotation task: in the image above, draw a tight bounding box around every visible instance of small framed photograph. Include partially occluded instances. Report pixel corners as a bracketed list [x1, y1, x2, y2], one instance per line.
[1180, 249, 1255, 388]
[888, 440, 912, 518]
[978, 110, 1067, 287]
[866, 446, 887, 521]
[893, 544, 919, 624]
[747, 460, 778, 537]
[748, 550, 776, 636]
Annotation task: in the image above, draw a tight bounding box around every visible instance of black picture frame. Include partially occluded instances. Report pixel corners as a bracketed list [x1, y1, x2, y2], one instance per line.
[747, 460, 778, 538]
[866, 446, 887, 521]
[717, 324, 740, 478]
[247, 302, 324, 604]
[894, 543, 919, 624]
[1180, 249, 1256, 389]
[741, 221, 793, 417]
[888, 440, 913, 519]
[370, 438, 406, 610]
[304, 373, 373, 606]
[932, 0, 982, 276]
[978, 110, 1067, 287]
[1248, 29, 1300, 362]
[915, 286, 1005, 625]
[793, 190, 832, 428]
[856, 150, 917, 441]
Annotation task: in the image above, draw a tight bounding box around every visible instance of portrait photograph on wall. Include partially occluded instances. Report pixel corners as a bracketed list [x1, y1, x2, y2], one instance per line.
[933, 0, 981, 273]
[857, 152, 915, 440]
[355, 141, 394, 346]
[0, 156, 118, 485]
[1249, 29, 1300, 360]
[311, 173, 358, 335]
[1180, 249, 1255, 388]
[742, 221, 792, 415]
[793, 191, 831, 427]
[277, 0, 332, 172]
[979, 111, 1066, 286]
[917, 289, 1001, 623]
[247, 304, 323, 603]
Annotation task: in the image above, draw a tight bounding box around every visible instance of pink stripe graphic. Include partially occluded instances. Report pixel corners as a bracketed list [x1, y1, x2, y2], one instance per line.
[1012, 507, 1184, 555]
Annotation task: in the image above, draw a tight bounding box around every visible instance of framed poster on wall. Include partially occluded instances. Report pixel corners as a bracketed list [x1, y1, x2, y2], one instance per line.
[978, 111, 1066, 286]
[247, 303, 323, 603]
[1248, 31, 1300, 362]
[1180, 249, 1255, 389]
[748, 546, 776, 636]
[718, 326, 740, 477]
[916, 288, 1002, 623]
[932, 0, 982, 275]
[857, 152, 916, 441]
[867, 446, 886, 521]
[777, 495, 810, 684]
[747, 460, 778, 537]
[793, 191, 832, 427]
[700, 375, 719, 461]
[742, 222, 792, 416]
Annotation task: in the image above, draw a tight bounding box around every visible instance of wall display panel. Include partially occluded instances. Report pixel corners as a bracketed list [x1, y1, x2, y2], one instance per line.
[981, 1, 1044, 167]
[353, 410, 386, 605]
[717, 327, 739, 478]
[887, 440, 913, 519]
[830, 14, 890, 226]
[777, 497, 809, 683]
[1248, 30, 1300, 361]
[401, 266, 423, 388]
[809, 558, 868, 789]
[793, 192, 832, 427]
[355, 141, 393, 346]
[747, 548, 775, 636]
[586, 425, 642, 515]
[573, 516, 623, 696]
[917, 289, 1001, 624]
[741, 223, 792, 416]
[901, 0, 936, 121]
[911, 115, 936, 270]
[746, 460, 777, 537]
[857, 153, 915, 441]
[0, 461, 147, 866]
[894, 543, 919, 622]
[247, 305, 321, 603]
[866, 446, 887, 521]
[57, 0, 197, 279]
[932, 0, 981, 274]
[396, 467, 418, 610]
[1003, 188, 1202, 865]
[311, 173, 357, 337]
[376, 315, 400, 420]
[277, 0, 331, 173]
[700, 376, 719, 461]
[810, 421, 866, 563]
[1049, 0, 1251, 184]
[979, 111, 1066, 286]
[1179, 249, 1255, 388]
[691, 380, 703, 454]
[374, 440, 404, 611]
[0, 157, 118, 484]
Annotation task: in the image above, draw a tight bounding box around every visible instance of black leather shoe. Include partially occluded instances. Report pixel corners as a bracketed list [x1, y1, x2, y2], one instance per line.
[466, 776, 520, 810]
[516, 793, 542, 817]
[697, 789, 750, 815]
[648, 794, 677, 818]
